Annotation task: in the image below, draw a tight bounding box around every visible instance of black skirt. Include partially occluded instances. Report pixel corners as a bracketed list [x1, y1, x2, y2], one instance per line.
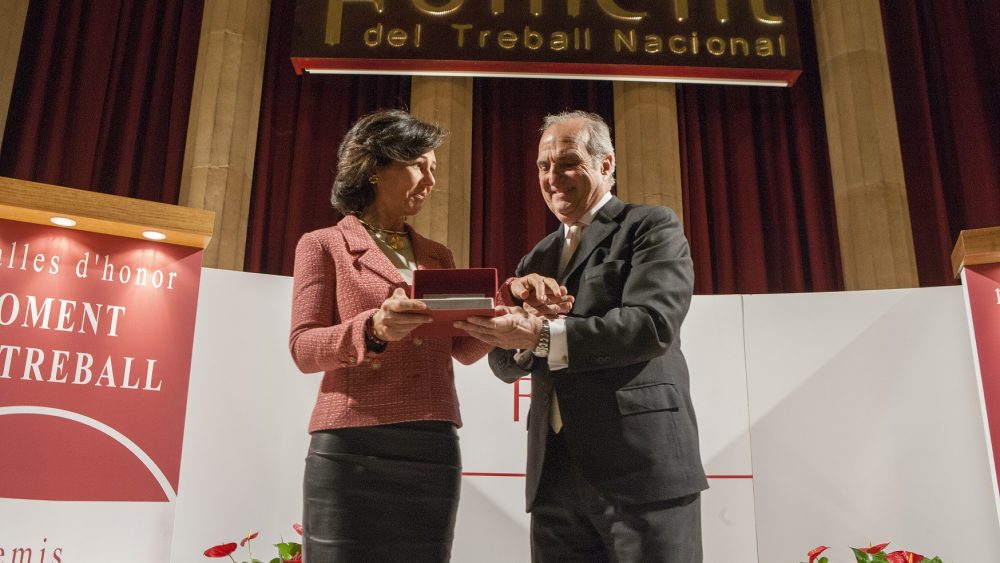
[302, 421, 462, 563]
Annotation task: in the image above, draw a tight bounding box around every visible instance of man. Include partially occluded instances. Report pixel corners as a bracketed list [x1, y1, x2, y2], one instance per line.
[458, 111, 707, 562]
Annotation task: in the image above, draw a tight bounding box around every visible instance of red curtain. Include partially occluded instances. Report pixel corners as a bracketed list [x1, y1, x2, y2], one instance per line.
[9, 2, 991, 294]
[881, 0, 1000, 286]
[678, 0, 842, 294]
[0, 1, 203, 203]
[243, 0, 410, 275]
[469, 78, 613, 281]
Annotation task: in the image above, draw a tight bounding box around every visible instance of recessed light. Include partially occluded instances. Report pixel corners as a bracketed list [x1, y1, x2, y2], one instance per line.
[50, 217, 77, 227]
[142, 230, 167, 241]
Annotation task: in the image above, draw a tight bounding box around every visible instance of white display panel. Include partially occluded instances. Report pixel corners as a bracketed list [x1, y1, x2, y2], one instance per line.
[162, 269, 1000, 563]
[745, 287, 1000, 562]
[681, 294, 758, 562]
[170, 269, 311, 561]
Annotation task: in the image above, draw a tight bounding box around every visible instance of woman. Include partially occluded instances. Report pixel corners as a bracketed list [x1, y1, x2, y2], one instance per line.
[289, 109, 492, 562]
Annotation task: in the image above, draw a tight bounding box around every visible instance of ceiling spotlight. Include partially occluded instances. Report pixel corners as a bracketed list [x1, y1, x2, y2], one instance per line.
[50, 217, 77, 227]
[142, 230, 167, 241]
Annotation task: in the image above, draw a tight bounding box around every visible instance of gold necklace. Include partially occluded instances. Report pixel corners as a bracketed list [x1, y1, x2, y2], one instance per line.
[359, 218, 408, 251]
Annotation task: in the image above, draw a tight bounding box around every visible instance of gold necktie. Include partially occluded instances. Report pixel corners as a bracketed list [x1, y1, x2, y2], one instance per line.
[551, 223, 582, 433]
[558, 223, 582, 276]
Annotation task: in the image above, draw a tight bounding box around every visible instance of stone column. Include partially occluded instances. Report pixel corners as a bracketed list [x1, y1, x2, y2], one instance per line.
[179, 0, 270, 270]
[409, 76, 474, 268]
[813, 0, 918, 289]
[612, 81, 684, 223]
[0, 0, 29, 153]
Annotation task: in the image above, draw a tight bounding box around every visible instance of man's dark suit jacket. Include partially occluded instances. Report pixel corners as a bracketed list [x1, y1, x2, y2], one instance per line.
[490, 196, 709, 511]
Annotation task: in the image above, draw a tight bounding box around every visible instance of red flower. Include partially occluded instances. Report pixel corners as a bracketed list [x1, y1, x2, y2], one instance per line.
[808, 545, 829, 563]
[887, 551, 925, 563]
[293, 523, 304, 536]
[284, 555, 303, 563]
[203, 542, 237, 557]
[860, 542, 891, 554]
[240, 531, 259, 547]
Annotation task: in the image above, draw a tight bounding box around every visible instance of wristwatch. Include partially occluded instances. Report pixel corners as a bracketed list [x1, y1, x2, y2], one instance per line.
[532, 318, 551, 358]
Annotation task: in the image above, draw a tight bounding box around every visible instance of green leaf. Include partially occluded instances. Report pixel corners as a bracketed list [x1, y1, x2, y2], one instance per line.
[268, 559, 281, 563]
[274, 542, 301, 560]
[850, 548, 888, 563]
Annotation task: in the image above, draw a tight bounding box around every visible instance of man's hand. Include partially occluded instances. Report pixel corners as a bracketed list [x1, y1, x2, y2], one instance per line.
[455, 306, 543, 350]
[510, 274, 574, 318]
[371, 288, 433, 341]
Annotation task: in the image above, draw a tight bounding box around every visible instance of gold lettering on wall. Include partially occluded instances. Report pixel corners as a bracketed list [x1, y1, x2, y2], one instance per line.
[598, 0, 648, 21]
[715, 0, 729, 24]
[614, 29, 636, 52]
[669, 35, 687, 53]
[302, 0, 801, 84]
[706, 36, 726, 55]
[731, 36, 749, 55]
[751, 0, 783, 24]
[364, 23, 423, 47]
[452, 23, 472, 46]
[673, 0, 689, 22]
[412, 0, 463, 16]
[498, 30, 518, 48]
[525, 26, 544, 49]
[670, 0, 784, 25]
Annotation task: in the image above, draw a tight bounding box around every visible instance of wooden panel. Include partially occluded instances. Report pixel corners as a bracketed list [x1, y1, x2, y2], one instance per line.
[0, 0, 29, 153]
[813, 0, 917, 289]
[180, 0, 270, 269]
[612, 81, 684, 222]
[0, 176, 215, 248]
[410, 76, 474, 268]
[953, 227, 1000, 278]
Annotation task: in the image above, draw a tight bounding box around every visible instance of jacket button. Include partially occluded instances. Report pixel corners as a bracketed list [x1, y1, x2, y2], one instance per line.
[414, 337, 423, 346]
[348, 357, 357, 364]
[371, 360, 382, 370]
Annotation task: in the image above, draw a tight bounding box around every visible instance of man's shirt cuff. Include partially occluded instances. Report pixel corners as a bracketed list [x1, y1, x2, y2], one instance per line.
[547, 318, 568, 370]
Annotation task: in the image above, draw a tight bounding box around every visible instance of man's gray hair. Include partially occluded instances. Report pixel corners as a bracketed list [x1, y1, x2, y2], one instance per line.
[541, 111, 616, 187]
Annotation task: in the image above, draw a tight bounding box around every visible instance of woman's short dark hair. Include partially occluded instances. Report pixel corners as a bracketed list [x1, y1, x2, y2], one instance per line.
[331, 109, 446, 215]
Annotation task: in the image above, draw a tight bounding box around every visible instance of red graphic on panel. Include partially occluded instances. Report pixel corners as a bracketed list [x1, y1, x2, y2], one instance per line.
[0, 218, 203, 501]
[963, 263, 1000, 495]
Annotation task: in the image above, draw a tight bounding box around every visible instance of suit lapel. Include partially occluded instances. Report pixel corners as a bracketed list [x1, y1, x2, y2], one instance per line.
[559, 196, 625, 283]
[340, 215, 406, 286]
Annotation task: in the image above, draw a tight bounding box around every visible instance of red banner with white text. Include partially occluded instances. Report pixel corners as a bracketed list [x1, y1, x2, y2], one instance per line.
[0, 218, 203, 503]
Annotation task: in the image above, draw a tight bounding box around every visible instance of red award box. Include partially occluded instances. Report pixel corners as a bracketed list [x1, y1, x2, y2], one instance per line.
[411, 268, 499, 337]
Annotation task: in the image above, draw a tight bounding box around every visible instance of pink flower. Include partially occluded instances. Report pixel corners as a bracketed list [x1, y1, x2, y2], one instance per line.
[808, 545, 829, 563]
[293, 523, 304, 536]
[203, 542, 237, 557]
[887, 551, 925, 563]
